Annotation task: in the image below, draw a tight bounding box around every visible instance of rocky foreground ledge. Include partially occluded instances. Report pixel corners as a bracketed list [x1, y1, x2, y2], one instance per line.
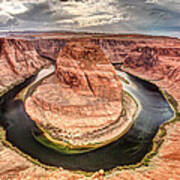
[0, 33, 180, 179]
[0, 121, 179, 179]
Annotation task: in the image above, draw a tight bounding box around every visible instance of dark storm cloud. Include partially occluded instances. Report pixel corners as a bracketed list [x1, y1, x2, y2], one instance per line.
[0, 0, 179, 37]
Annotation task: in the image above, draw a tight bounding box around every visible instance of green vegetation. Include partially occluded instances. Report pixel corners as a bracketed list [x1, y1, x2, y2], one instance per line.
[33, 130, 96, 154]
[32, 91, 137, 155]
[0, 127, 55, 170]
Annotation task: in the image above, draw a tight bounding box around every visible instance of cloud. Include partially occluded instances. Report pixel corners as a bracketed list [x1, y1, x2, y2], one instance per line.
[0, 0, 179, 38]
[0, 1, 28, 15]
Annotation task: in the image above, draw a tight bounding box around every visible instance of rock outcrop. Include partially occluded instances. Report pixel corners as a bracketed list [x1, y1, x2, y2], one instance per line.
[25, 40, 137, 149]
[97, 37, 180, 111]
[34, 39, 66, 61]
[32, 36, 180, 112]
[0, 39, 49, 97]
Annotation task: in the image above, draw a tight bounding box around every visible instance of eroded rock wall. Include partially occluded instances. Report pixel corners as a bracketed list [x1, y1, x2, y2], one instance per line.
[34, 39, 66, 61]
[0, 39, 50, 97]
[25, 40, 126, 146]
[33, 37, 180, 111]
[97, 37, 180, 111]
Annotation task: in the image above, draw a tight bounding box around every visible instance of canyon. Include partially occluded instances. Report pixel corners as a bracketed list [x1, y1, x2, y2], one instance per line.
[25, 39, 137, 152]
[0, 33, 179, 179]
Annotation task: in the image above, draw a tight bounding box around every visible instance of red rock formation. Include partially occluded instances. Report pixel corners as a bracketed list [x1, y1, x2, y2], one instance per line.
[34, 39, 66, 61]
[105, 121, 180, 180]
[25, 40, 137, 147]
[0, 39, 50, 96]
[32, 36, 180, 111]
[98, 37, 180, 111]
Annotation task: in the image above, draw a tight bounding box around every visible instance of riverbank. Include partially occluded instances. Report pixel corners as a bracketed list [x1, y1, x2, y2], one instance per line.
[0, 110, 179, 179]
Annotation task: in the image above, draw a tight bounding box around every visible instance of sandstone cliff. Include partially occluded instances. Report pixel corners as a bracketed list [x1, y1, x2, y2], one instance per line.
[97, 37, 180, 112]
[33, 36, 180, 112]
[0, 39, 49, 97]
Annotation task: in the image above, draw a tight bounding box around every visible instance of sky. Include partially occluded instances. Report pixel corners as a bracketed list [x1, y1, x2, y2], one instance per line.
[0, 0, 179, 37]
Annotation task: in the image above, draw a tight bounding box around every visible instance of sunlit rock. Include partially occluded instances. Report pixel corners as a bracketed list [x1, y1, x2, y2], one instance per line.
[0, 39, 49, 97]
[25, 39, 137, 153]
[99, 36, 180, 111]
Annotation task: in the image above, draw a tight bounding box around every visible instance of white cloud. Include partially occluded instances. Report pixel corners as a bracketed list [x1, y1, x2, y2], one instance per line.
[48, 0, 130, 27]
[0, 1, 28, 15]
[146, 0, 159, 4]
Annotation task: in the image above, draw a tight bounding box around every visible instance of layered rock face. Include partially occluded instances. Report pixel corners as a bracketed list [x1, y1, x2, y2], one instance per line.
[97, 37, 180, 111]
[34, 39, 66, 61]
[25, 40, 136, 147]
[32, 36, 180, 111]
[0, 39, 49, 97]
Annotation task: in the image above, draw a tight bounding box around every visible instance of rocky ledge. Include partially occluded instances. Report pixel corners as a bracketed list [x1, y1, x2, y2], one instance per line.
[0, 39, 50, 98]
[25, 40, 137, 152]
[34, 35, 180, 111]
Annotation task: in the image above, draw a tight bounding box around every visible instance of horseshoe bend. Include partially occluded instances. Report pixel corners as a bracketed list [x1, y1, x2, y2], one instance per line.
[0, 33, 179, 179]
[23, 40, 138, 153]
